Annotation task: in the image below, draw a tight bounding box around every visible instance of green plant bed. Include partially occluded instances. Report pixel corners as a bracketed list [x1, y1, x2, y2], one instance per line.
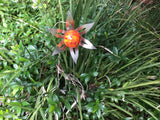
[0, 0, 160, 120]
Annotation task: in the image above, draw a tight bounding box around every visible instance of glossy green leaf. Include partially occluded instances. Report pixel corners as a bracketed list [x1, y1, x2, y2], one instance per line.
[47, 98, 56, 106]
[64, 100, 71, 111]
[91, 71, 98, 77]
[85, 76, 90, 85]
[96, 109, 101, 118]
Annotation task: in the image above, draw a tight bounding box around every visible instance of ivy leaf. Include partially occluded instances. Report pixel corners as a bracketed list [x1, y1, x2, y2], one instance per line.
[64, 100, 71, 111]
[55, 106, 61, 118]
[13, 64, 19, 70]
[113, 46, 118, 55]
[22, 101, 30, 106]
[96, 109, 101, 118]
[27, 45, 36, 50]
[91, 71, 98, 77]
[85, 102, 95, 113]
[85, 76, 90, 85]
[47, 98, 55, 105]
[52, 94, 59, 102]
[49, 105, 56, 113]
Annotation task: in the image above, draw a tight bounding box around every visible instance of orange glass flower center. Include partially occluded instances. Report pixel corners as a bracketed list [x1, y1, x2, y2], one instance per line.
[64, 30, 81, 48]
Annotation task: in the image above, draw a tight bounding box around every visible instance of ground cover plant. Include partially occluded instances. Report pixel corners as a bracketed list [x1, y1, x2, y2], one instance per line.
[0, 0, 160, 120]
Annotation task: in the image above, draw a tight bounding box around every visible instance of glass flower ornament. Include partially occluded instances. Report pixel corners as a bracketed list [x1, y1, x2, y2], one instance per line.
[48, 11, 96, 64]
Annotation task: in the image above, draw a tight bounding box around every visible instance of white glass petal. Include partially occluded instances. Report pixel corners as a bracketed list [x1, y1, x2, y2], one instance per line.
[66, 11, 74, 30]
[80, 38, 96, 49]
[76, 22, 94, 33]
[48, 28, 56, 35]
[52, 47, 63, 56]
[70, 48, 79, 64]
[67, 11, 73, 22]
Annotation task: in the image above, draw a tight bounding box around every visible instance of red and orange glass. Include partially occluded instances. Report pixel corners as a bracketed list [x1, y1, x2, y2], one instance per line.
[48, 11, 96, 64]
[64, 30, 81, 48]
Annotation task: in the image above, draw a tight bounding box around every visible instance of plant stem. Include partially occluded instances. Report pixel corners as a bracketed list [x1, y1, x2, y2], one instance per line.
[58, 0, 64, 29]
[77, 86, 83, 120]
[70, 0, 72, 13]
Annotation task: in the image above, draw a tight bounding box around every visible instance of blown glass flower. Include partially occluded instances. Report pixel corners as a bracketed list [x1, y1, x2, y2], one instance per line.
[48, 11, 96, 63]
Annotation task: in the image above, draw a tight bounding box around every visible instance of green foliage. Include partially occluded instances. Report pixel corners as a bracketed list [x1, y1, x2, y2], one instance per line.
[0, 0, 160, 119]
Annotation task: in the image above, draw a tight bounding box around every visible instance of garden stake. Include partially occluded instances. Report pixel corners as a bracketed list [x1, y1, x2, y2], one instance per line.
[48, 11, 96, 64]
